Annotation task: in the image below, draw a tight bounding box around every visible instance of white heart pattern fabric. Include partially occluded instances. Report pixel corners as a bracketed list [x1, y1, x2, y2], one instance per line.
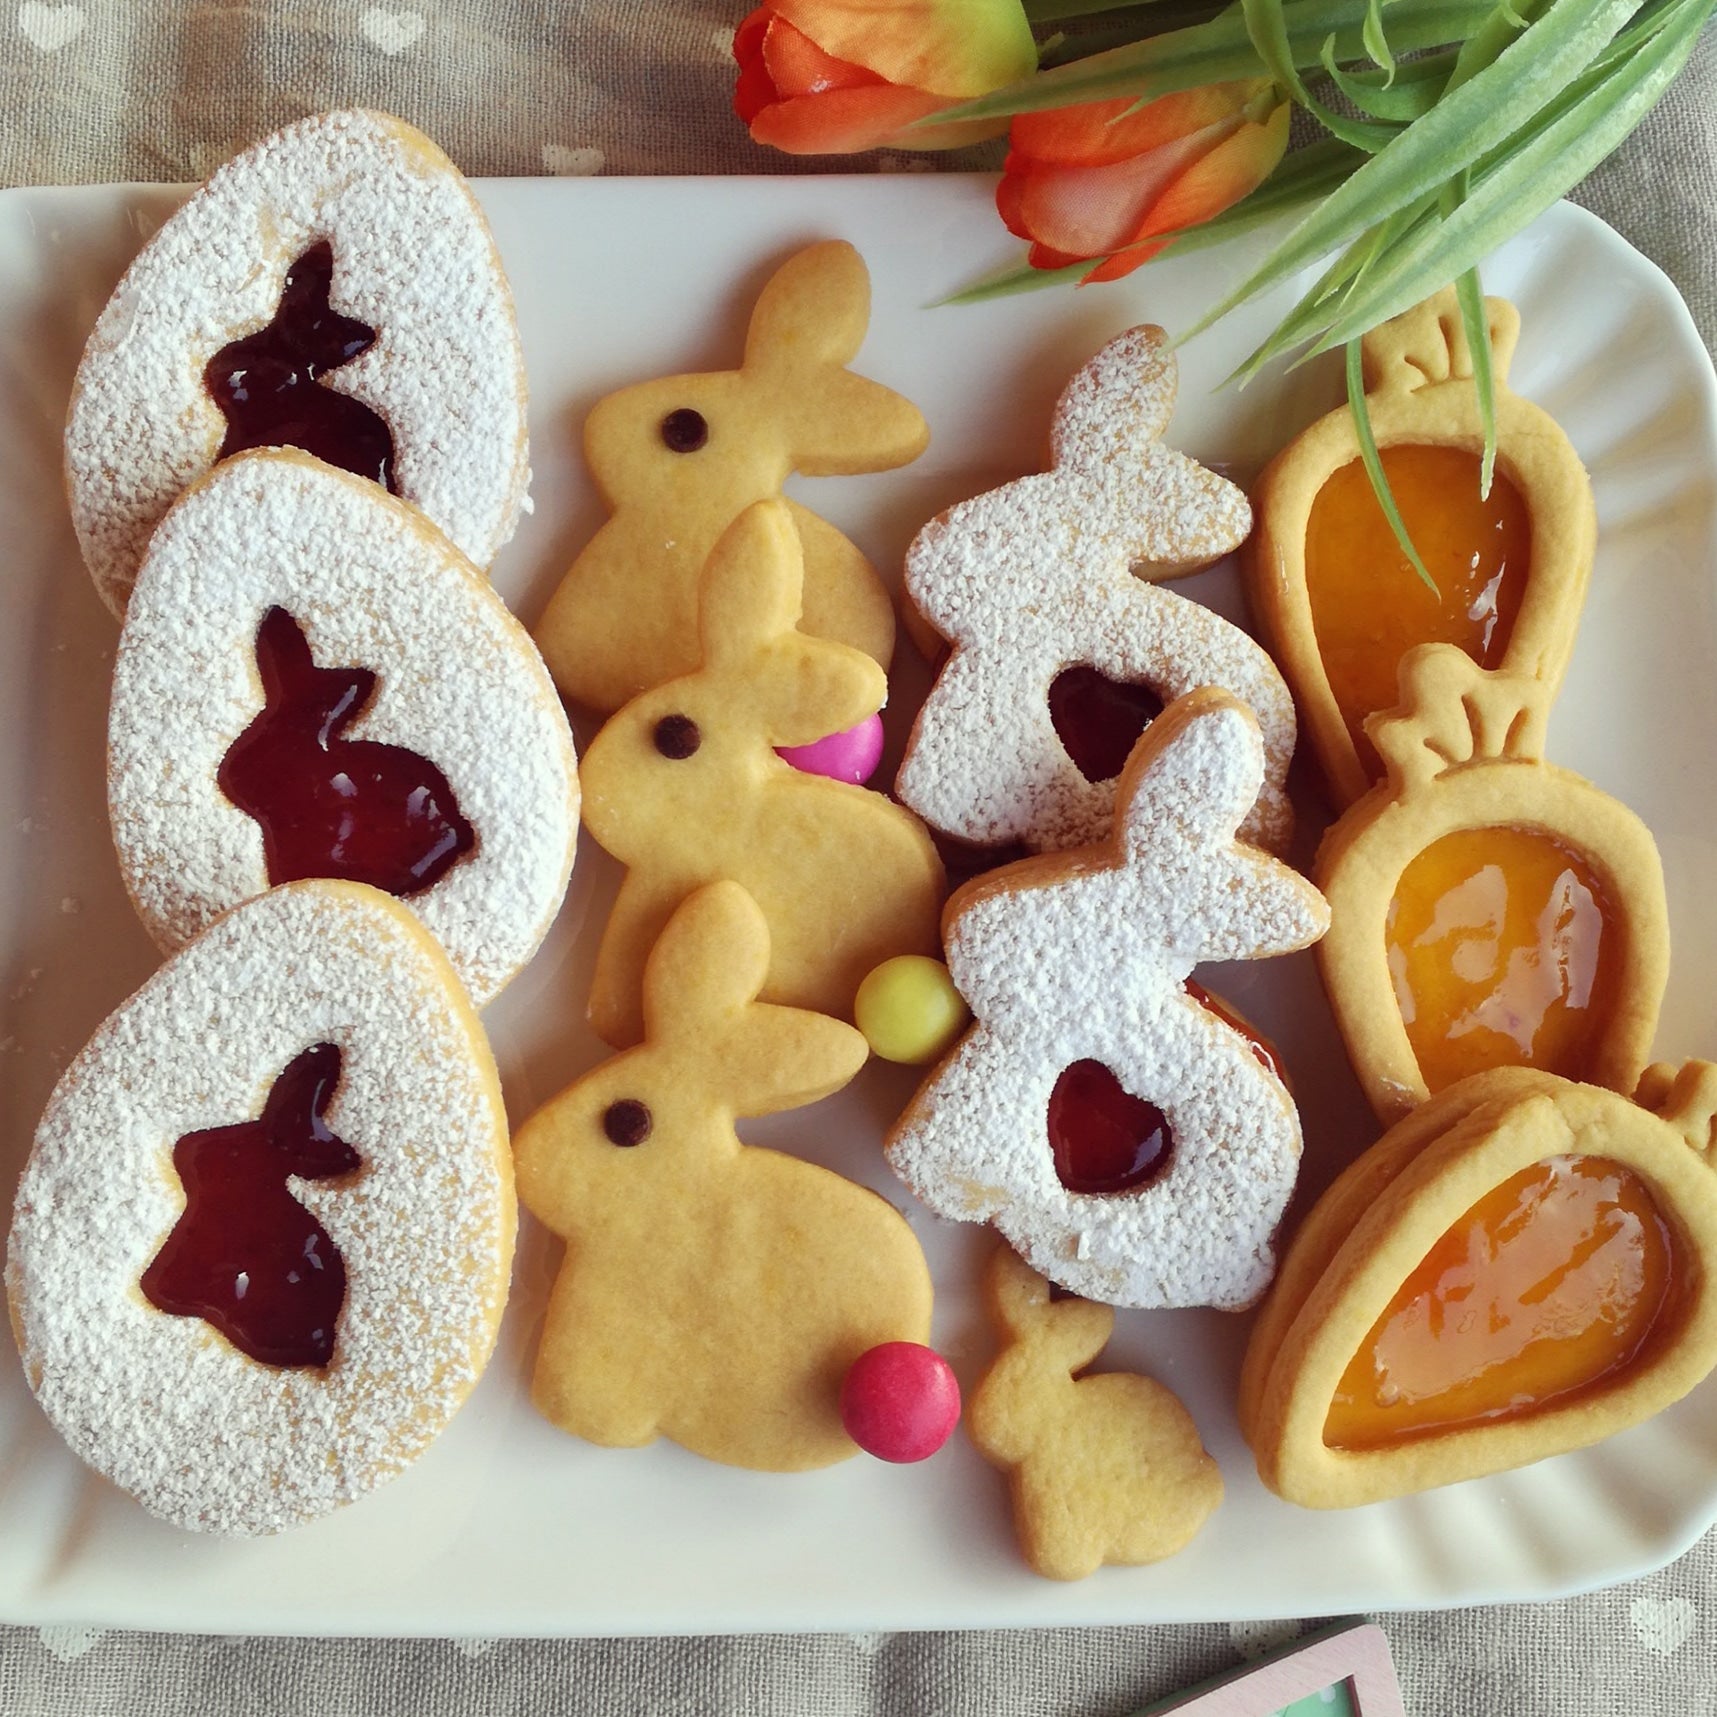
[361, 6, 424, 54]
[17, 2, 86, 52]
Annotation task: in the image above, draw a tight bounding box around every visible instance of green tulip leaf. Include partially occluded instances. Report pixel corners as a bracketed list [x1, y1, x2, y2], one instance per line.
[1347, 337, 1438, 592]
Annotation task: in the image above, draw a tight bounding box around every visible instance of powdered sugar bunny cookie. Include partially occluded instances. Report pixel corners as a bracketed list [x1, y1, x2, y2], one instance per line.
[896, 326, 1294, 855]
[580, 497, 944, 1048]
[535, 240, 926, 713]
[6, 881, 514, 1536]
[514, 880, 935, 1472]
[108, 450, 579, 1007]
[887, 687, 1329, 1308]
[66, 109, 529, 616]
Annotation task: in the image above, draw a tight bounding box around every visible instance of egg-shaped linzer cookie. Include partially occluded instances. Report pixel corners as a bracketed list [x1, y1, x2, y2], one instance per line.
[4, 881, 515, 1536]
[1241, 1068, 1717, 1508]
[886, 687, 1330, 1310]
[65, 109, 530, 618]
[107, 450, 580, 1007]
[1317, 646, 1667, 1127]
[1248, 286, 1594, 810]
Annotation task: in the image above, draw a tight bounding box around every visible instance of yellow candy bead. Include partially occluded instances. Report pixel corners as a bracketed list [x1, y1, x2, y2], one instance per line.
[855, 956, 970, 1065]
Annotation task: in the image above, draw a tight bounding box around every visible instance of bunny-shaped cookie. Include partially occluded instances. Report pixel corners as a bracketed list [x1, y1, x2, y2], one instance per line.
[513, 881, 935, 1472]
[536, 240, 928, 713]
[968, 1247, 1223, 1581]
[581, 497, 945, 1048]
[896, 326, 1295, 855]
[887, 687, 1329, 1308]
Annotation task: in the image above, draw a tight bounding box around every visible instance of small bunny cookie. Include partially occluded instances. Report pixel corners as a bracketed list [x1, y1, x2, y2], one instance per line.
[887, 687, 1329, 1308]
[513, 881, 935, 1472]
[969, 1246, 1223, 1580]
[65, 110, 530, 617]
[536, 240, 927, 712]
[581, 497, 945, 1048]
[108, 450, 580, 1007]
[896, 326, 1295, 855]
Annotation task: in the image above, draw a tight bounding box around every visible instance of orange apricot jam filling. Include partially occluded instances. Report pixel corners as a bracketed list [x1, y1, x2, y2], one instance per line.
[1325, 1154, 1675, 1450]
[1304, 446, 1532, 770]
[1387, 826, 1618, 1094]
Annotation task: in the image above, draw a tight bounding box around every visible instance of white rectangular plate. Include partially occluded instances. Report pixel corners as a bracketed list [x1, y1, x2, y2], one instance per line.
[2, 177, 1716, 1636]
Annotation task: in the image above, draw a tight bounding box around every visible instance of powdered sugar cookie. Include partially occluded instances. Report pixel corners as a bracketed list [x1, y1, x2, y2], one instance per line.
[886, 687, 1329, 1308]
[66, 109, 529, 617]
[580, 497, 944, 1048]
[535, 240, 925, 713]
[514, 881, 936, 1472]
[108, 450, 579, 1007]
[5, 880, 514, 1536]
[896, 326, 1294, 856]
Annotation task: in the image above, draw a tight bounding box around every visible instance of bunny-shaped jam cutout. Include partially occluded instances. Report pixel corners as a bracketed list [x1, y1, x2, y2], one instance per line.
[895, 326, 1296, 857]
[1317, 645, 1668, 1127]
[141, 1041, 359, 1369]
[580, 497, 945, 1049]
[512, 880, 935, 1472]
[887, 687, 1330, 1309]
[1241, 1066, 1717, 1507]
[535, 240, 928, 713]
[219, 606, 476, 897]
[968, 1246, 1223, 1580]
[1249, 287, 1595, 810]
[204, 241, 396, 491]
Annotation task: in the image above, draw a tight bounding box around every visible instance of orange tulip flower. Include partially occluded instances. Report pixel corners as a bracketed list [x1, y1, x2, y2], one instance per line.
[999, 82, 1291, 282]
[735, 0, 1038, 155]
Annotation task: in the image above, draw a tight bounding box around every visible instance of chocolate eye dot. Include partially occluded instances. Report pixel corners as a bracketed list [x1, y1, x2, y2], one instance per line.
[659, 408, 708, 453]
[602, 1099, 652, 1147]
[653, 713, 701, 759]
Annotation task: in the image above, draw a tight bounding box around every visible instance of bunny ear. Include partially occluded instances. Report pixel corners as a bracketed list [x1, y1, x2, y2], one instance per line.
[698, 499, 805, 674]
[719, 1000, 869, 1118]
[641, 881, 772, 1044]
[986, 1245, 1113, 1370]
[1049, 326, 1178, 472]
[754, 633, 886, 749]
[743, 241, 871, 376]
[1115, 687, 1265, 858]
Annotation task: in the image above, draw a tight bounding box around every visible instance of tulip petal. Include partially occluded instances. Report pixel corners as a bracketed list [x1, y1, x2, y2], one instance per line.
[747, 83, 955, 154]
[733, 10, 780, 123]
[1008, 122, 1229, 259]
[1010, 81, 1276, 171]
[763, 14, 884, 97]
[773, 0, 1037, 100]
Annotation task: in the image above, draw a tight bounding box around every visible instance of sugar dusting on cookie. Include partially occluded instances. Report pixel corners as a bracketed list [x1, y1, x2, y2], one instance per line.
[108, 451, 579, 1007]
[887, 692, 1329, 1309]
[65, 109, 529, 616]
[896, 326, 1295, 856]
[4, 882, 513, 1537]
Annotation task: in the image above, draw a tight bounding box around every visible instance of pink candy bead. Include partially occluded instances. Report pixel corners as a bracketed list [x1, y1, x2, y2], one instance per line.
[776, 713, 885, 785]
[839, 1342, 962, 1463]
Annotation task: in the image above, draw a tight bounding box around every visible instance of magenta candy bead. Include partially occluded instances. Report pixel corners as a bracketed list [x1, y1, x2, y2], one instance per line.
[775, 713, 885, 785]
[839, 1342, 962, 1463]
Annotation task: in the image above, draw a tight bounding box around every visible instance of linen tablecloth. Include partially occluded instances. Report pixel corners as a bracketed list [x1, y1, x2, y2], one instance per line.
[2, 5, 1715, 1713]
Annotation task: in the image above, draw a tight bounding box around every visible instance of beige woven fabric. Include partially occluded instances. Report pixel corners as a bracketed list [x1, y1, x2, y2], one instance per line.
[2, 5, 1715, 1714]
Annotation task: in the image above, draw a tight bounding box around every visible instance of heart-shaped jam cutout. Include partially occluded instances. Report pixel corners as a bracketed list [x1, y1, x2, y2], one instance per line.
[1387, 825, 1618, 1095]
[1047, 1060, 1174, 1195]
[1305, 446, 1531, 767]
[1048, 665, 1164, 785]
[1324, 1153, 1675, 1450]
[142, 1042, 360, 1368]
[219, 606, 476, 896]
[204, 240, 397, 491]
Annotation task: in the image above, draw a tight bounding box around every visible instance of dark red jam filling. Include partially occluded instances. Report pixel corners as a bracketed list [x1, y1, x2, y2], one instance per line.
[204, 241, 396, 490]
[1046, 1059, 1173, 1195]
[1047, 665, 1165, 784]
[141, 1043, 359, 1369]
[219, 607, 476, 896]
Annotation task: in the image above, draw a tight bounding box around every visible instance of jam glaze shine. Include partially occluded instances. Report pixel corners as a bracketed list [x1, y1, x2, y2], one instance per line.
[1325, 1152, 1676, 1450]
[220, 606, 476, 897]
[142, 1042, 360, 1369]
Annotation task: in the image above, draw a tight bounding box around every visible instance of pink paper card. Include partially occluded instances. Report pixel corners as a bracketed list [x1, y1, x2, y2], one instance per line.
[1131, 1620, 1405, 1717]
